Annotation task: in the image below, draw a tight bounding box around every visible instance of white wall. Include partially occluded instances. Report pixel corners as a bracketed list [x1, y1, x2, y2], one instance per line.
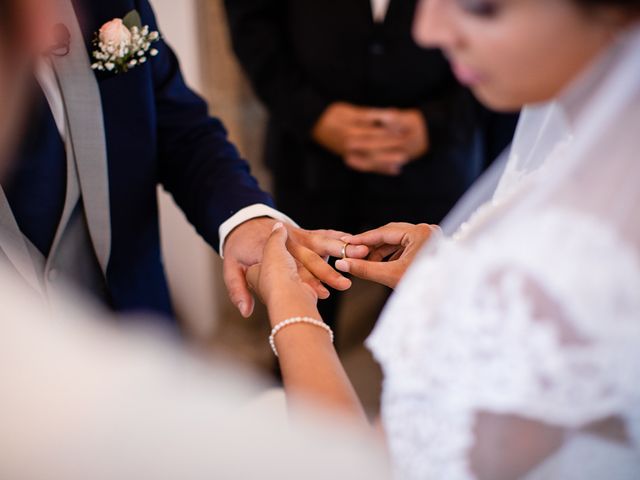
[152, 0, 203, 92]
[152, 0, 219, 338]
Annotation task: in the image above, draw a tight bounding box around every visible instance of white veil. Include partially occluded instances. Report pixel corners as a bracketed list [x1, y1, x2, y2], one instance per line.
[370, 22, 640, 480]
[443, 22, 640, 239]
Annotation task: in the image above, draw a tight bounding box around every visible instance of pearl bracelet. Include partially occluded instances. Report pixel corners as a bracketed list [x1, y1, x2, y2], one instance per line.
[269, 316, 334, 357]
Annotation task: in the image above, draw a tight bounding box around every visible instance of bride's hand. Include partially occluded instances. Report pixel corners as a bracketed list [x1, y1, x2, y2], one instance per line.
[247, 223, 320, 323]
[336, 223, 439, 289]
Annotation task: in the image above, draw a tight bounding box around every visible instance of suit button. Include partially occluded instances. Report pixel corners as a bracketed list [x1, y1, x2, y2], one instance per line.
[370, 43, 385, 55]
[48, 269, 60, 282]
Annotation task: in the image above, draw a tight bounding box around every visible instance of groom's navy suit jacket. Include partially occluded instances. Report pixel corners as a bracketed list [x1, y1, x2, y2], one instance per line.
[9, 0, 273, 320]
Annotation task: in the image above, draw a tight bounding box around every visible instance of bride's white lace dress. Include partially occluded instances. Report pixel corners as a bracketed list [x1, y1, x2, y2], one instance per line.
[367, 26, 640, 480]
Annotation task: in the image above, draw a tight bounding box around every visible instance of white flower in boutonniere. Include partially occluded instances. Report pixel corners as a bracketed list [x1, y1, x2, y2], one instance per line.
[91, 10, 160, 74]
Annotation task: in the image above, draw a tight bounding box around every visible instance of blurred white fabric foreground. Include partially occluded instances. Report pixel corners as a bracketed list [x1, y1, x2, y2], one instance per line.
[0, 270, 389, 480]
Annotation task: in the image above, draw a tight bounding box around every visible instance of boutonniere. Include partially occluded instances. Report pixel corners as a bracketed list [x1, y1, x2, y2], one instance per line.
[91, 10, 160, 74]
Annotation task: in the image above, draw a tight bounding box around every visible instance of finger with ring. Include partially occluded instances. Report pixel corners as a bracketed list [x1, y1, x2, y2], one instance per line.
[341, 242, 350, 259]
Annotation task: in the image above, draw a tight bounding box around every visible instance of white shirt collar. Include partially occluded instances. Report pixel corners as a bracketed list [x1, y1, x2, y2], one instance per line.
[35, 59, 67, 138]
[371, 0, 391, 23]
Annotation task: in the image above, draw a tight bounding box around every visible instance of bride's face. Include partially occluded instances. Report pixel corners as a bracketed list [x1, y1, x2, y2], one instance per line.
[414, 0, 629, 110]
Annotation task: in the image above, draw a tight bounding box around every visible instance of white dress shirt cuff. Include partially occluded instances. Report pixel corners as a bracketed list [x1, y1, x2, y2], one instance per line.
[218, 204, 298, 257]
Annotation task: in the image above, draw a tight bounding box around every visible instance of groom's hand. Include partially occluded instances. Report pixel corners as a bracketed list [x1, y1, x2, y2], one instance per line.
[223, 217, 369, 318]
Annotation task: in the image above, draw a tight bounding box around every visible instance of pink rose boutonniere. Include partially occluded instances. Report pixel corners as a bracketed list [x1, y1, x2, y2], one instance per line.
[91, 10, 160, 74]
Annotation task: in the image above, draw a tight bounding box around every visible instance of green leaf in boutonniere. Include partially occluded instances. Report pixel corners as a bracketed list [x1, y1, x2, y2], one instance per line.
[122, 10, 142, 31]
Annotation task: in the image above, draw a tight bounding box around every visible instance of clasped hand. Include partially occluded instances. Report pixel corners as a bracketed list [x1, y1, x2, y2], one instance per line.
[312, 102, 429, 176]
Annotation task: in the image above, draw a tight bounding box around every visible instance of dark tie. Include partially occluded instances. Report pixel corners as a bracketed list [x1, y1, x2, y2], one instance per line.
[3, 81, 68, 256]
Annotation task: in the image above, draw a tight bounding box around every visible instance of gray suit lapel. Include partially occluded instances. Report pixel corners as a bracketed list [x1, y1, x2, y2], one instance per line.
[46, 113, 81, 272]
[0, 188, 44, 294]
[51, 0, 111, 275]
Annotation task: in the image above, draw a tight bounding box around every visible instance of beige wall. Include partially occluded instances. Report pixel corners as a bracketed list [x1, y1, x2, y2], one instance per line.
[151, 0, 271, 349]
[150, 0, 276, 367]
[153, 0, 219, 338]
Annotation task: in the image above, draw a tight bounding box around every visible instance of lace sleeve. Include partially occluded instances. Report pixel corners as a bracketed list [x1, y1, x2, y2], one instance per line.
[368, 208, 640, 480]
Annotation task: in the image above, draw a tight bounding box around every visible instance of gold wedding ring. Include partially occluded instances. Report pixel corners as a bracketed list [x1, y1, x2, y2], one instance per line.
[341, 242, 350, 259]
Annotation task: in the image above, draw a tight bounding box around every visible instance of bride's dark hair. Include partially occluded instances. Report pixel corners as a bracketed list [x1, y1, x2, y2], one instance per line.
[577, 0, 640, 10]
[0, 0, 19, 46]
